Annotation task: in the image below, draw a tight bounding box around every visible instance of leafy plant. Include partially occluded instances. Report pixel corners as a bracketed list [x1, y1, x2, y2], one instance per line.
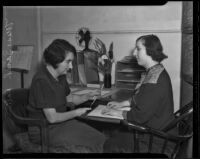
[94, 38, 114, 74]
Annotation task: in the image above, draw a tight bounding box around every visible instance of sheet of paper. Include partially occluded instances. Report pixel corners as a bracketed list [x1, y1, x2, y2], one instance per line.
[86, 84, 100, 88]
[87, 105, 124, 120]
[115, 106, 131, 111]
[72, 89, 97, 95]
[101, 90, 111, 96]
[70, 87, 80, 92]
[72, 89, 111, 96]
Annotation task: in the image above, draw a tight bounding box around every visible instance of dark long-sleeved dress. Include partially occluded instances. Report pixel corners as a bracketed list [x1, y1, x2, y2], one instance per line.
[28, 64, 105, 153]
[103, 64, 175, 155]
[126, 63, 174, 129]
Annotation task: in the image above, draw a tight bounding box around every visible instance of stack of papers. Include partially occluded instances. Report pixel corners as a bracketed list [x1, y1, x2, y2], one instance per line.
[72, 89, 97, 95]
[72, 89, 111, 96]
[87, 105, 131, 120]
[86, 84, 100, 88]
[70, 87, 80, 92]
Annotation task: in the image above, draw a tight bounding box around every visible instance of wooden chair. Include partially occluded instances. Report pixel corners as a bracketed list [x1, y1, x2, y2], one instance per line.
[3, 88, 95, 153]
[121, 101, 193, 159]
[3, 88, 49, 153]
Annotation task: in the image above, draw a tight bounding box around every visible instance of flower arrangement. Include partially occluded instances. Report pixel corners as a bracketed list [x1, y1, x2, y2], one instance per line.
[93, 38, 114, 75]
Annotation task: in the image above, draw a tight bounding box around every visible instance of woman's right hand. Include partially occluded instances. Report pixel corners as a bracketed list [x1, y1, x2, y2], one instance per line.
[75, 108, 91, 116]
[106, 101, 123, 109]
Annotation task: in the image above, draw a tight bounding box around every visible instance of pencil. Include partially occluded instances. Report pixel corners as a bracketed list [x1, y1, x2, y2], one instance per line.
[90, 96, 97, 108]
[100, 84, 104, 96]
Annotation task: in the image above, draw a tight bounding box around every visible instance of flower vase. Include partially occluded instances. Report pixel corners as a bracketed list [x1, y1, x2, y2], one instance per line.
[104, 72, 111, 88]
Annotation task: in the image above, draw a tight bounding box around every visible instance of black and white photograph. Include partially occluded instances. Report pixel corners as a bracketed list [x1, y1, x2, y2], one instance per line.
[2, 1, 199, 158]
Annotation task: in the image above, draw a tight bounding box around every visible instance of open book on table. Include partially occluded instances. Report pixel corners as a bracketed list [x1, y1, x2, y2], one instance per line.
[87, 105, 131, 120]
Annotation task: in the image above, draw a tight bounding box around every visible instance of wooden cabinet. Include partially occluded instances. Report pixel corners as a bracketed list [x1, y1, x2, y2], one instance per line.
[115, 56, 145, 90]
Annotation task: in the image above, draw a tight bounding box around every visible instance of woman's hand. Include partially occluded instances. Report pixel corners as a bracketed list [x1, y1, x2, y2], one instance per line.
[89, 89, 101, 97]
[101, 107, 122, 117]
[75, 108, 91, 116]
[82, 89, 100, 102]
[107, 101, 124, 109]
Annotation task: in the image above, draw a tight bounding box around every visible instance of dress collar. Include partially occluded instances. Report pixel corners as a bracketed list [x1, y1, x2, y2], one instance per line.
[146, 63, 162, 73]
[42, 63, 59, 83]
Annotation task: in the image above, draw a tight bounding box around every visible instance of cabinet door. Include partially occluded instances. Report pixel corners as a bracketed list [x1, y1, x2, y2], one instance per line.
[116, 62, 144, 72]
[116, 72, 141, 81]
[115, 81, 137, 90]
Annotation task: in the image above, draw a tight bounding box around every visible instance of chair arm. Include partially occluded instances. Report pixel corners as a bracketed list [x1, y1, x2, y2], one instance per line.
[14, 114, 49, 153]
[8, 106, 48, 127]
[121, 120, 148, 132]
[121, 120, 192, 143]
[9, 107, 49, 153]
[121, 119, 193, 157]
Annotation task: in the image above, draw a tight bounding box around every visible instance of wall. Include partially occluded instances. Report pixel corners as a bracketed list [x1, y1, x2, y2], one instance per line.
[2, 6, 39, 151]
[180, 1, 193, 158]
[181, 1, 193, 106]
[2, 6, 39, 91]
[40, 2, 182, 111]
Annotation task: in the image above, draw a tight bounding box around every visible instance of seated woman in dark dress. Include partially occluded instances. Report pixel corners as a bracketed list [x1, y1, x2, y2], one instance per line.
[103, 35, 175, 155]
[28, 39, 105, 153]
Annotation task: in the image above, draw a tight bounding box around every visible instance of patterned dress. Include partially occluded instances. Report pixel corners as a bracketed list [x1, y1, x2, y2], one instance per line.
[104, 64, 175, 156]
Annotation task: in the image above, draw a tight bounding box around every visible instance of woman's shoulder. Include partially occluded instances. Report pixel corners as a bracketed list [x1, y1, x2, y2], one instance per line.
[158, 68, 171, 83]
[143, 64, 165, 84]
[30, 72, 53, 92]
[32, 65, 50, 83]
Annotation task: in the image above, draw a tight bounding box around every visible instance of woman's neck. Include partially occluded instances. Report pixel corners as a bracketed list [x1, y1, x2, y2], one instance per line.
[46, 65, 59, 80]
[145, 61, 159, 71]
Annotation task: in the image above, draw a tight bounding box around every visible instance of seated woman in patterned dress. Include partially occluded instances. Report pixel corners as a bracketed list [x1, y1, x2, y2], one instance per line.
[28, 39, 105, 153]
[103, 34, 175, 155]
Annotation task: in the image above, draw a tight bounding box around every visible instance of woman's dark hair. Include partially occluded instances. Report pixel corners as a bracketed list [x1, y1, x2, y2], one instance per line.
[43, 39, 76, 69]
[136, 34, 168, 62]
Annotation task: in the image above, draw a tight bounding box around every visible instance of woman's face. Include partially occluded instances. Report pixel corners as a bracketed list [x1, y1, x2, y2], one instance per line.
[56, 52, 74, 75]
[133, 39, 150, 67]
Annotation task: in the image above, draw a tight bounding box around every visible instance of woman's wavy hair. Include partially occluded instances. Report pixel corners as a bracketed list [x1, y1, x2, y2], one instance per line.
[136, 34, 168, 63]
[43, 39, 76, 69]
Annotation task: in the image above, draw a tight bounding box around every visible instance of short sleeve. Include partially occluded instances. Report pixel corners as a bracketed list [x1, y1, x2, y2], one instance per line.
[31, 79, 57, 109]
[58, 75, 70, 96]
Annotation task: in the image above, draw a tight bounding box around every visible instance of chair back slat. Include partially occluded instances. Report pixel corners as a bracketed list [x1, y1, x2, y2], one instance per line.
[4, 88, 29, 117]
[3, 88, 30, 133]
[162, 102, 193, 132]
[171, 143, 179, 159]
[148, 134, 153, 153]
[161, 139, 168, 154]
[133, 130, 139, 152]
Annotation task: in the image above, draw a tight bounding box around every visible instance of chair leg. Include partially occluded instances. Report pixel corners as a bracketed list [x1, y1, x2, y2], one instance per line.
[41, 127, 48, 153]
[133, 131, 139, 152]
[7, 144, 22, 153]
